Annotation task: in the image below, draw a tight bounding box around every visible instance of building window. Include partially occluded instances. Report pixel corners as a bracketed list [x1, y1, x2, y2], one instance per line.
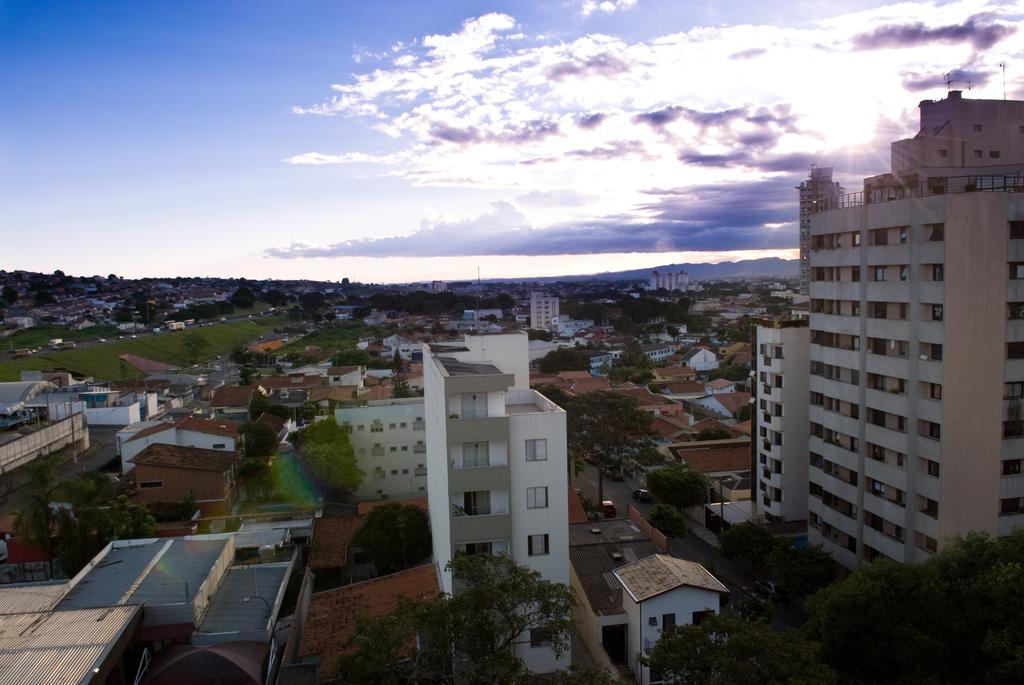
[974, 149, 983, 158]
[870, 229, 889, 246]
[990, 150, 1001, 159]
[1009, 342, 1024, 359]
[528, 533, 550, 556]
[1011, 263, 1024, 280]
[931, 304, 943, 321]
[851, 266, 861, 282]
[525, 439, 548, 462]
[139, 480, 163, 489]
[390, 446, 397, 453]
[927, 223, 944, 241]
[370, 419, 384, 433]
[1006, 382, 1024, 399]
[389, 423, 397, 430]
[414, 440, 426, 453]
[872, 266, 887, 282]
[462, 442, 490, 468]
[462, 541, 493, 555]
[1003, 421, 1024, 439]
[1003, 459, 1022, 475]
[463, 490, 491, 516]
[931, 264, 944, 281]
[527, 486, 549, 509]
[938, 148, 949, 158]
[1000, 498, 1022, 516]
[530, 629, 553, 647]
[919, 420, 941, 440]
[1011, 222, 1024, 240]
[372, 443, 384, 457]
[899, 266, 908, 281]
[898, 227, 908, 243]
[852, 232, 861, 247]
[973, 124, 983, 132]
[662, 613, 676, 630]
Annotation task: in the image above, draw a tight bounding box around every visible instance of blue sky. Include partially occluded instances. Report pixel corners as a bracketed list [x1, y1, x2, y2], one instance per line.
[2, 0, 1022, 282]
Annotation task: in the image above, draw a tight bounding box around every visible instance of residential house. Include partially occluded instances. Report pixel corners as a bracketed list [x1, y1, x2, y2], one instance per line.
[615, 554, 728, 685]
[651, 366, 697, 385]
[583, 349, 615, 375]
[209, 384, 262, 418]
[690, 391, 751, 422]
[641, 343, 676, 364]
[703, 378, 736, 395]
[130, 443, 241, 515]
[679, 347, 719, 372]
[119, 416, 242, 472]
[327, 366, 364, 387]
[610, 387, 685, 418]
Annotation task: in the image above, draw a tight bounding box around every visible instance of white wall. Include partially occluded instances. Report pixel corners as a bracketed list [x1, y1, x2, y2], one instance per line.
[424, 354, 454, 594]
[121, 426, 239, 473]
[336, 400, 428, 499]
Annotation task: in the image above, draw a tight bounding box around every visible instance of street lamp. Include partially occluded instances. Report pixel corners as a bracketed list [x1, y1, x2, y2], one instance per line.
[243, 595, 272, 615]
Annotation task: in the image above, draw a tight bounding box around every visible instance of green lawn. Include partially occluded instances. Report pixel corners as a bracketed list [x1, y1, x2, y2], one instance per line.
[277, 321, 369, 356]
[0, 316, 285, 381]
[0, 324, 123, 350]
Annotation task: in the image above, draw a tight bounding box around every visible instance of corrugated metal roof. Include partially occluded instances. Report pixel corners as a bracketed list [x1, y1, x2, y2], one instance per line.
[58, 543, 164, 610]
[0, 583, 67, 614]
[570, 540, 660, 616]
[129, 539, 228, 607]
[197, 563, 290, 635]
[0, 604, 141, 685]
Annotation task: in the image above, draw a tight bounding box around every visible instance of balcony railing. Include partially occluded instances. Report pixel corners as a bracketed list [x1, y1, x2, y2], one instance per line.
[814, 174, 1024, 213]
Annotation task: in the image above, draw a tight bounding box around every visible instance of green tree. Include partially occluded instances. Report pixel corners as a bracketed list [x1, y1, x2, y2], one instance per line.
[352, 502, 432, 574]
[240, 420, 279, 459]
[645, 464, 708, 510]
[647, 615, 837, 685]
[564, 391, 653, 506]
[695, 426, 732, 441]
[332, 348, 372, 367]
[2, 285, 17, 305]
[299, 416, 364, 496]
[181, 331, 210, 365]
[766, 542, 836, 596]
[646, 503, 689, 537]
[619, 338, 653, 370]
[338, 554, 577, 685]
[14, 457, 60, 575]
[248, 390, 269, 419]
[718, 523, 776, 572]
[391, 349, 411, 398]
[238, 458, 273, 501]
[538, 347, 589, 374]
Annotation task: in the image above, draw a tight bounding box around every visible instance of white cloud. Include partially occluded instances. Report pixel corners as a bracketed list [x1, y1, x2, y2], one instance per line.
[581, 0, 639, 17]
[280, 0, 1024, 258]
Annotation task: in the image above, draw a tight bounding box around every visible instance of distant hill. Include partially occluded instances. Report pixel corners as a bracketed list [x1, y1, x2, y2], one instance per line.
[490, 257, 798, 283]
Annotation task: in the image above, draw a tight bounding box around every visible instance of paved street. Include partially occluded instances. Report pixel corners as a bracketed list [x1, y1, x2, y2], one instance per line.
[572, 463, 805, 630]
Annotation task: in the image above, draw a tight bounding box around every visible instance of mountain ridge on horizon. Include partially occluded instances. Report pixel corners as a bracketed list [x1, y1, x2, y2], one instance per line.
[481, 257, 798, 283]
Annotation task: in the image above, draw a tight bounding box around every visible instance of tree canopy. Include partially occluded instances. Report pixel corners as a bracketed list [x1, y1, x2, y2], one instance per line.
[645, 464, 708, 510]
[352, 502, 432, 574]
[537, 347, 589, 374]
[647, 615, 836, 685]
[338, 553, 591, 685]
[240, 420, 279, 459]
[718, 523, 776, 572]
[181, 332, 210, 365]
[298, 416, 364, 497]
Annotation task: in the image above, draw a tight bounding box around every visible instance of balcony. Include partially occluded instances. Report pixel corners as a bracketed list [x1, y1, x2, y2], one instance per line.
[813, 174, 1024, 213]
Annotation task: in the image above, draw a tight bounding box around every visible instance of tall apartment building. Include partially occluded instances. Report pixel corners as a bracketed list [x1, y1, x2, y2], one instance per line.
[424, 332, 570, 673]
[798, 167, 843, 294]
[751, 319, 809, 523]
[807, 92, 1024, 568]
[650, 269, 689, 291]
[335, 398, 428, 500]
[529, 292, 560, 331]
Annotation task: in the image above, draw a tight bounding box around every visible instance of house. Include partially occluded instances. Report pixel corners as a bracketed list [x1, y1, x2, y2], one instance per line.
[641, 343, 676, 364]
[119, 416, 242, 472]
[583, 349, 615, 375]
[289, 563, 441, 683]
[609, 387, 685, 418]
[679, 347, 719, 372]
[614, 554, 728, 685]
[130, 443, 241, 515]
[659, 380, 706, 400]
[651, 366, 697, 385]
[687, 418, 745, 439]
[569, 516, 675, 674]
[703, 378, 736, 395]
[327, 366, 364, 387]
[690, 391, 751, 421]
[209, 384, 262, 418]
[381, 334, 421, 361]
[308, 515, 373, 586]
[668, 440, 752, 479]
[650, 414, 693, 442]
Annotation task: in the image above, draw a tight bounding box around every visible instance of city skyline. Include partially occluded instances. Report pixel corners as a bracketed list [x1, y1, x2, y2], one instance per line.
[2, 0, 1022, 282]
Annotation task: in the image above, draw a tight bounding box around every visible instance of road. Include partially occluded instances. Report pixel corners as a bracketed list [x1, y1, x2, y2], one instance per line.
[572, 463, 805, 630]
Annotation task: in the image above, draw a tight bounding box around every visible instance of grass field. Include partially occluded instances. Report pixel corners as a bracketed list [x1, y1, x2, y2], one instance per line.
[0, 316, 285, 381]
[277, 321, 369, 356]
[0, 324, 123, 349]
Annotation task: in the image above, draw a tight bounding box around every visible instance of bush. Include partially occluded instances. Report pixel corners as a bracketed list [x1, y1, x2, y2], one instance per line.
[647, 504, 689, 538]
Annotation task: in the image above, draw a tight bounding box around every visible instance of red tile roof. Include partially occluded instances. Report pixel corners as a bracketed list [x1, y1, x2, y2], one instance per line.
[568, 487, 588, 524]
[176, 416, 242, 438]
[709, 391, 751, 415]
[732, 420, 752, 436]
[557, 370, 593, 381]
[299, 564, 440, 681]
[672, 443, 751, 474]
[611, 387, 678, 406]
[651, 414, 692, 440]
[125, 422, 176, 443]
[210, 385, 256, 407]
[310, 515, 364, 570]
[130, 443, 240, 472]
[689, 418, 745, 438]
[664, 381, 705, 394]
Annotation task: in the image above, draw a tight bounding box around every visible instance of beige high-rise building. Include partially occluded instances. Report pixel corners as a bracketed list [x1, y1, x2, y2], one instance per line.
[798, 167, 843, 295]
[529, 292, 560, 331]
[807, 92, 1024, 568]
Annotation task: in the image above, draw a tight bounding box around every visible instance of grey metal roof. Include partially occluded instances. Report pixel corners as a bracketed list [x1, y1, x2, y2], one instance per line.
[570, 540, 661, 616]
[197, 563, 290, 636]
[0, 604, 141, 685]
[129, 539, 228, 607]
[0, 582, 67, 614]
[0, 381, 57, 415]
[569, 519, 648, 547]
[58, 542, 164, 610]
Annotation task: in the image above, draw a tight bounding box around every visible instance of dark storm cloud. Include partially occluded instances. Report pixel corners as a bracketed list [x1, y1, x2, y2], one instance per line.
[901, 68, 990, 91]
[578, 112, 607, 129]
[546, 53, 631, 81]
[429, 120, 560, 145]
[262, 177, 799, 259]
[852, 14, 1015, 51]
[634, 104, 795, 132]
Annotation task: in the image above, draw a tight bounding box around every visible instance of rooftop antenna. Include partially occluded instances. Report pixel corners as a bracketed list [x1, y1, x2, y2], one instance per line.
[1000, 63, 1007, 100]
[945, 72, 972, 93]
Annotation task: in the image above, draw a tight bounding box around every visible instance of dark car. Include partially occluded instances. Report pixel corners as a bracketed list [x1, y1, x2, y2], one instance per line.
[632, 488, 654, 503]
[603, 465, 624, 481]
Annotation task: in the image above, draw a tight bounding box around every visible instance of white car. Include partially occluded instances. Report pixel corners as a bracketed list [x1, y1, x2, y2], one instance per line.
[97, 338, 107, 343]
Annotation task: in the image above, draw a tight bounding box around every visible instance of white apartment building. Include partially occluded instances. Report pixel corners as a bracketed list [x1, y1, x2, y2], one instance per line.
[752, 319, 809, 523]
[529, 292, 560, 331]
[808, 92, 1024, 568]
[424, 332, 570, 673]
[649, 270, 689, 291]
[335, 398, 428, 500]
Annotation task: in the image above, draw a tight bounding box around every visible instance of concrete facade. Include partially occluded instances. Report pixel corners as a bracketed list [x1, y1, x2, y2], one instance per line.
[335, 399, 428, 500]
[529, 293, 560, 331]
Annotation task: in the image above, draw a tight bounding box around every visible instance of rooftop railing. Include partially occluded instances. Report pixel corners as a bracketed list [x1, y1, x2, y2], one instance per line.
[813, 174, 1024, 213]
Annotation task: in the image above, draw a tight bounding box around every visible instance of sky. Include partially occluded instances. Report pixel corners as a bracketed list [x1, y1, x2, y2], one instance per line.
[2, 0, 1022, 283]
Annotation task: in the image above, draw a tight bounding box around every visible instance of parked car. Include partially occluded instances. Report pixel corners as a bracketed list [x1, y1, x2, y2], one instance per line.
[632, 488, 654, 503]
[601, 500, 617, 518]
[603, 465, 624, 481]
